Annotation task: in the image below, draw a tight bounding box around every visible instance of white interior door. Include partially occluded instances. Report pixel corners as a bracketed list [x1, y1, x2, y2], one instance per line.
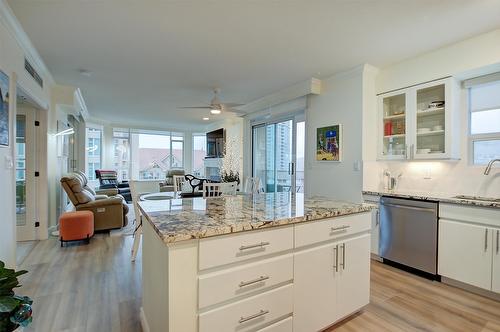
[15, 107, 37, 241]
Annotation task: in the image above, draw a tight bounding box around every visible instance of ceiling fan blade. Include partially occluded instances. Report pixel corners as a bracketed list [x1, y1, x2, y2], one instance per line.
[227, 109, 247, 115]
[223, 103, 245, 107]
[178, 106, 212, 109]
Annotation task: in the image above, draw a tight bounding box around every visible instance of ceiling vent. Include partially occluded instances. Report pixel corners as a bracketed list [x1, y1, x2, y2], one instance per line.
[24, 58, 43, 88]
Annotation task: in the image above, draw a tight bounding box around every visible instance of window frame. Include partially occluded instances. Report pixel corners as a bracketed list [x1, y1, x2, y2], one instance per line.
[468, 87, 500, 166]
[85, 125, 103, 182]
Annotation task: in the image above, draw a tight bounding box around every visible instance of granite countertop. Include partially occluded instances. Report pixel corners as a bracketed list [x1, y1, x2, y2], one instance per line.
[362, 190, 500, 209]
[138, 193, 372, 244]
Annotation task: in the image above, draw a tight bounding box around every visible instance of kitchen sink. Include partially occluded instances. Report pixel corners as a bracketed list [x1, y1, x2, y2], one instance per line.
[452, 195, 500, 203]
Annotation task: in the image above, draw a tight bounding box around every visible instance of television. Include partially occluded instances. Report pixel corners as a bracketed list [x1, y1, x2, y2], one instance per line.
[206, 128, 225, 158]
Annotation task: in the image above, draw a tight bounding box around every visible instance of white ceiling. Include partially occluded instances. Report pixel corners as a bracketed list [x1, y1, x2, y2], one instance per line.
[8, 0, 500, 130]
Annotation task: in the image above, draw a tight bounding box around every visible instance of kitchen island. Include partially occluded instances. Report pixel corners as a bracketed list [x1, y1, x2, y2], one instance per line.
[139, 193, 372, 332]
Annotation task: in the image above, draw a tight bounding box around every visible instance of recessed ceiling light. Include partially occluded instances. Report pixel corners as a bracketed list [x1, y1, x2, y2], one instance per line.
[79, 69, 92, 77]
[210, 109, 221, 115]
[203, 117, 209, 121]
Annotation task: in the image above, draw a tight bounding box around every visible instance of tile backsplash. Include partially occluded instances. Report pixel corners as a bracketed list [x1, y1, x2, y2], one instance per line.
[363, 160, 500, 197]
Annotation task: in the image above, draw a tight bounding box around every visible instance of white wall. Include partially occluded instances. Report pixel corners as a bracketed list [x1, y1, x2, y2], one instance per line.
[206, 117, 244, 176]
[305, 65, 369, 203]
[0, 2, 54, 266]
[364, 28, 500, 197]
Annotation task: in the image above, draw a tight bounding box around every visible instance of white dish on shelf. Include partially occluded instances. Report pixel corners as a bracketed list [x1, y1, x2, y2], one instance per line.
[417, 148, 431, 154]
[417, 128, 431, 133]
[433, 125, 443, 131]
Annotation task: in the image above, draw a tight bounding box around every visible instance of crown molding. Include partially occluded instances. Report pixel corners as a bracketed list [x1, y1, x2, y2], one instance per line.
[0, 0, 54, 85]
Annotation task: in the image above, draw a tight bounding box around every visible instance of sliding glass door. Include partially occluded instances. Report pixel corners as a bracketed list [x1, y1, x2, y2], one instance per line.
[252, 115, 305, 193]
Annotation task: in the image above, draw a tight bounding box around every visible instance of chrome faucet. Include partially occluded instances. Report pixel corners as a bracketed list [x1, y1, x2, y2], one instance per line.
[484, 159, 500, 175]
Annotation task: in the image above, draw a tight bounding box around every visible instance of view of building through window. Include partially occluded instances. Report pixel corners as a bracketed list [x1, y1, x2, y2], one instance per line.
[113, 129, 130, 182]
[193, 134, 207, 177]
[130, 132, 183, 180]
[86, 127, 102, 181]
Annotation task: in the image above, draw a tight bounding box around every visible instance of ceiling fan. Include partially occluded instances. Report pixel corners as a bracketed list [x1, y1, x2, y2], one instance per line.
[179, 88, 245, 115]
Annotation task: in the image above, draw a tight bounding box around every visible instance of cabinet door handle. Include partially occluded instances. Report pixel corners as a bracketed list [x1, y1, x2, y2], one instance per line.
[485, 229, 489, 252]
[239, 309, 269, 324]
[405, 145, 408, 159]
[376, 210, 380, 227]
[341, 243, 346, 270]
[333, 245, 339, 272]
[496, 230, 499, 255]
[239, 275, 269, 288]
[331, 225, 350, 232]
[239, 242, 270, 251]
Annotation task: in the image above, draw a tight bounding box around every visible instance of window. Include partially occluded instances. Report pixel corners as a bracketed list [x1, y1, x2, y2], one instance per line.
[86, 127, 102, 180]
[113, 128, 131, 182]
[193, 134, 207, 177]
[469, 80, 500, 165]
[130, 131, 184, 180]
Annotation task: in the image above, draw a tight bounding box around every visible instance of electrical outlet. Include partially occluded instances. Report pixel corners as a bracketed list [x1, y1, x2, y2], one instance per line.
[424, 167, 432, 179]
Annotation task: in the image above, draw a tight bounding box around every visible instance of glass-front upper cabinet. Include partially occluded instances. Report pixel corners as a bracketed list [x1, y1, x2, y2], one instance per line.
[378, 77, 459, 160]
[379, 91, 408, 160]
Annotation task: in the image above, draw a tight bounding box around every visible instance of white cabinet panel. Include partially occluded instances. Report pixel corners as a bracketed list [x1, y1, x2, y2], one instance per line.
[199, 226, 293, 270]
[438, 219, 492, 290]
[198, 254, 293, 308]
[492, 228, 500, 293]
[257, 317, 292, 332]
[293, 242, 338, 332]
[295, 213, 370, 248]
[337, 234, 371, 319]
[199, 284, 293, 332]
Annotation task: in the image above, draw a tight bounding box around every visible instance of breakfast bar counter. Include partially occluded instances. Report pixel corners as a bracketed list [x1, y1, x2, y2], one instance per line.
[139, 193, 373, 332]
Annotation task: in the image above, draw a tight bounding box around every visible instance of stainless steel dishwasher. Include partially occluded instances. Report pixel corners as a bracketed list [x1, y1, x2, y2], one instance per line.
[379, 196, 438, 276]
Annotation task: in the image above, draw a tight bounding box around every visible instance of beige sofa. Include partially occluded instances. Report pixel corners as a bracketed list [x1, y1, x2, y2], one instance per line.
[159, 169, 185, 192]
[60, 171, 129, 231]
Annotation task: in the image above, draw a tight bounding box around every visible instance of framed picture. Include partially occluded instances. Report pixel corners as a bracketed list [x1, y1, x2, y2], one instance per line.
[0, 70, 9, 147]
[316, 124, 342, 162]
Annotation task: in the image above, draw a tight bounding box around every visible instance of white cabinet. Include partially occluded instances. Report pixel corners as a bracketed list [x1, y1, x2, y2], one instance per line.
[294, 242, 338, 332]
[492, 229, 500, 293]
[337, 234, 371, 319]
[438, 219, 492, 290]
[363, 194, 380, 256]
[294, 232, 371, 332]
[439, 204, 500, 294]
[378, 77, 459, 160]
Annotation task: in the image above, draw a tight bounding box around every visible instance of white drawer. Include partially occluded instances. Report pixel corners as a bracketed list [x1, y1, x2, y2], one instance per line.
[440, 203, 500, 227]
[199, 254, 293, 308]
[199, 226, 294, 270]
[258, 317, 292, 332]
[199, 284, 293, 332]
[295, 213, 371, 248]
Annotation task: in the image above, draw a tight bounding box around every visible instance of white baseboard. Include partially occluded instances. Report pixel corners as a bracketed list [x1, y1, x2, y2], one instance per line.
[140, 307, 150, 332]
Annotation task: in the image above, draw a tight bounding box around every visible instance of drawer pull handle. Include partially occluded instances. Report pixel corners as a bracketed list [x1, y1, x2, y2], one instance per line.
[239, 309, 269, 324]
[331, 225, 350, 232]
[239, 242, 270, 251]
[239, 275, 269, 288]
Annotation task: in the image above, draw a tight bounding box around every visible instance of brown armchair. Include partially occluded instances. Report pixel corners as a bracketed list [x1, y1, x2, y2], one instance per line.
[60, 172, 129, 231]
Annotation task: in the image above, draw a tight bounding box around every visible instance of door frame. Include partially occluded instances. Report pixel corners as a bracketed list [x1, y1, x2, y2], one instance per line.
[251, 113, 304, 193]
[15, 106, 37, 241]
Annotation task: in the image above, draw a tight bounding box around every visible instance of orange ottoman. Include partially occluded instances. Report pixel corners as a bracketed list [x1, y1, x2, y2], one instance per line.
[59, 211, 94, 247]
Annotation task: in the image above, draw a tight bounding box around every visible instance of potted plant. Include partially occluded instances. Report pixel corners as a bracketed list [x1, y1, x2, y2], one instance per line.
[0, 261, 33, 331]
[221, 170, 240, 185]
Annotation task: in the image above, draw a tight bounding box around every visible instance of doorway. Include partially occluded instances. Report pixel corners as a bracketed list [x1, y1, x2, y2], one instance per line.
[252, 115, 305, 193]
[15, 94, 40, 242]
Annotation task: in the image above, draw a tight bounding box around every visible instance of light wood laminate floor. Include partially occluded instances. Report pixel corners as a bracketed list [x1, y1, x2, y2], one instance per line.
[18, 235, 500, 332]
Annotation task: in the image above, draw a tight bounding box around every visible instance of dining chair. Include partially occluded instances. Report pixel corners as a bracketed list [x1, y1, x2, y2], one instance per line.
[129, 179, 164, 262]
[203, 182, 223, 198]
[244, 177, 262, 194]
[173, 175, 185, 195]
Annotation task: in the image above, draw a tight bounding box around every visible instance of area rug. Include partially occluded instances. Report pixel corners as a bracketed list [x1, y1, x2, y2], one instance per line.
[110, 204, 137, 237]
